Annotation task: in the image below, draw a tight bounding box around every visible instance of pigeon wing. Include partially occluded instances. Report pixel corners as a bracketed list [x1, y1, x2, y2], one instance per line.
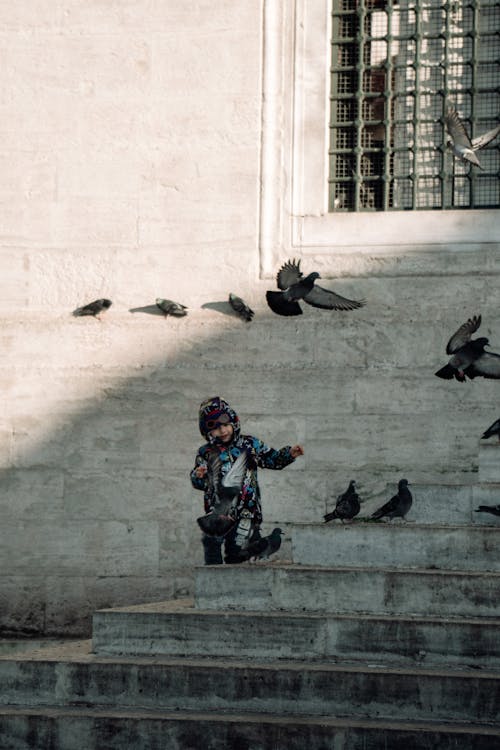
[445, 315, 481, 354]
[276, 259, 302, 290]
[303, 284, 365, 311]
[266, 290, 303, 316]
[482, 418, 500, 439]
[221, 451, 248, 497]
[472, 123, 500, 150]
[445, 107, 472, 148]
[465, 351, 500, 380]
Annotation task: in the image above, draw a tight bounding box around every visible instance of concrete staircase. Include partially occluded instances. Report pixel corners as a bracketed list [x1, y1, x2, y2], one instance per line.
[1, 447, 499, 748]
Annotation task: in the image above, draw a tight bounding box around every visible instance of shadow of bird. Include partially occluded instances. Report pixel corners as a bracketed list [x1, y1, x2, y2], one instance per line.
[371, 479, 412, 522]
[266, 258, 365, 316]
[324, 480, 360, 523]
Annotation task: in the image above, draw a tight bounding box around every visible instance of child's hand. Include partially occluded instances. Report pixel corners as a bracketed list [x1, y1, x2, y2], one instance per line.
[290, 445, 304, 458]
[195, 465, 208, 478]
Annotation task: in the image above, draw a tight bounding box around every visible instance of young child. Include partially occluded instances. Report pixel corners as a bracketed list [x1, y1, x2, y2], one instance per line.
[190, 396, 304, 565]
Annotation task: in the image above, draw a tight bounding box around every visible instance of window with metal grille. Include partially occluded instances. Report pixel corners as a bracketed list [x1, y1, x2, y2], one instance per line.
[329, 0, 500, 211]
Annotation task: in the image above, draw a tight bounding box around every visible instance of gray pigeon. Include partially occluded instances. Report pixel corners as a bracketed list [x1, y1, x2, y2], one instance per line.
[228, 293, 254, 322]
[73, 298, 112, 319]
[246, 527, 284, 561]
[371, 479, 412, 522]
[481, 418, 500, 442]
[197, 450, 248, 537]
[324, 480, 360, 523]
[435, 315, 500, 381]
[474, 505, 500, 517]
[156, 298, 188, 317]
[445, 106, 500, 169]
[266, 258, 365, 316]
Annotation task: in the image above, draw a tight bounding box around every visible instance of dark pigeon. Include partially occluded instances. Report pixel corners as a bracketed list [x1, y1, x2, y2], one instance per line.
[324, 480, 360, 523]
[371, 479, 412, 522]
[228, 293, 254, 322]
[474, 505, 500, 517]
[73, 298, 112, 319]
[197, 451, 248, 537]
[445, 105, 500, 169]
[435, 315, 500, 382]
[245, 527, 284, 561]
[481, 418, 500, 442]
[156, 298, 188, 317]
[266, 258, 365, 317]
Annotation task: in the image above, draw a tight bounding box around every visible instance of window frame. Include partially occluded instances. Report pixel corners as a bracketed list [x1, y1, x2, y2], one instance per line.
[258, 0, 499, 277]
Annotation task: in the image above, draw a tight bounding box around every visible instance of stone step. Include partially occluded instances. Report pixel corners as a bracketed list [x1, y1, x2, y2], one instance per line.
[194, 564, 500, 619]
[1, 706, 498, 750]
[92, 599, 500, 668]
[2, 641, 499, 724]
[291, 523, 500, 570]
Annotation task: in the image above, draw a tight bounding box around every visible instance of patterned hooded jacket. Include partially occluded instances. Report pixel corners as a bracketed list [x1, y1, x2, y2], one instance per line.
[190, 396, 296, 525]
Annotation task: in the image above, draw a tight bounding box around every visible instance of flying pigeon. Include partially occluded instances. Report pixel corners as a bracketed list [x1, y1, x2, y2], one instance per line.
[481, 418, 500, 442]
[474, 505, 500, 517]
[228, 293, 254, 322]
[245, 527, 284, 561]
[196, 450, 248, 537]
[265, 258, 365, 317]
[324, 480, 360, 523]
[371, 479, 412, 522]
[156, 298, 188, 317]
[445, 106, 500, 169]
[73, 298, 112, 319]
[435, 314, 500, 381]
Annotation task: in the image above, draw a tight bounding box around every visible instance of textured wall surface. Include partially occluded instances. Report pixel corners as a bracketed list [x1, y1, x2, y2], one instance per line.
[1, 1, 499, 636]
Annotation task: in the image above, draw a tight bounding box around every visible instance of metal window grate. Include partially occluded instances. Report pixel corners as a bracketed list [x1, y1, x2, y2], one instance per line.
[329, 0, 500, 211]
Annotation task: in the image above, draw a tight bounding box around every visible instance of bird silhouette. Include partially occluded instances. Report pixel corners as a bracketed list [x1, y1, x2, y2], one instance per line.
[156, 298, 188, 317]
[445, 106, 500, 169]
[324, 480, 360, 523]
[371, 479, 412, 522]
[196, 451, 248, 537]
[481, 418, 500, 442]
[73, 298, 112, 320]
[266, 258, 365, 316]
[435, 315, 500, 381]
[246, 527, 284, 561]
[474, 505, 500, 517]
[228, 293, 254, 322]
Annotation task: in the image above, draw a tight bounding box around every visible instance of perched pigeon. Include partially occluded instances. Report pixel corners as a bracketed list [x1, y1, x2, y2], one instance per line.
[324, 480, 360, 523]
[445, 106, 500, 169]
[228, 293, 254, 322]
[266, 258, 365, 316]
[197, 451, 248, 537]
[73, 298, 112, 319]
[371, 479, 412, 522]
[481, 418, 500, 442]
[245, 527, 284, 561]
[435, 315, 500, 381]
[474, 505, 500, 517]
[156, 298, 188, 317]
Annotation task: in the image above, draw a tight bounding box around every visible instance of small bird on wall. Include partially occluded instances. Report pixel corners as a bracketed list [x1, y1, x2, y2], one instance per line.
[435, 315, 500, 382]
[73, 298, 112, 320]
[156, 298, 188, 317]
[324, 479, 361, 523]
[228, 293, 254, 322]
[266, 258, 365, 316]
[371, 479, 412, 522]
[481, 418, 500, 442]
[445, 105, 500, 169]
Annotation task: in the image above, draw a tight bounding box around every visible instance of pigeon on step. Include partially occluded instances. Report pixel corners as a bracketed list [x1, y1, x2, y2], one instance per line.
[73, 298, 112, 319]
[246, 527, 284, 561]
[324, 480, 360, 523]
[228, 293, 254, 322]
[156, 298, 188, 317]
[371, 479, 412, 522]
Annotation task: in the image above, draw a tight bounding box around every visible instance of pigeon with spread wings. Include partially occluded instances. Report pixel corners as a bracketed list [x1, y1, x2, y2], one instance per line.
[435, 314, 500, 382]
[445, 106, 500, 169]
[266, 259, 365, 317]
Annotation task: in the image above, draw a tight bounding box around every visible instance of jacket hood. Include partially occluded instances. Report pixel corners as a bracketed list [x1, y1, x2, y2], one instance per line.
[198, 396, 240, 443]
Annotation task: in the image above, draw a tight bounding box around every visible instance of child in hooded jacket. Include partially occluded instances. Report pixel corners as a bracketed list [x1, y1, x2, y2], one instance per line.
[190, 396, 304, 564]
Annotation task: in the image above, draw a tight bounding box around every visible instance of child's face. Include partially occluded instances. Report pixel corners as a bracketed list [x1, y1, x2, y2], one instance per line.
[209, 423, 234, 443]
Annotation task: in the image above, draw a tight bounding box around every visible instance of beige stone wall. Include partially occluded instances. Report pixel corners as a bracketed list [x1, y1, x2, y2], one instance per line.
[1, 1, 499, 635]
